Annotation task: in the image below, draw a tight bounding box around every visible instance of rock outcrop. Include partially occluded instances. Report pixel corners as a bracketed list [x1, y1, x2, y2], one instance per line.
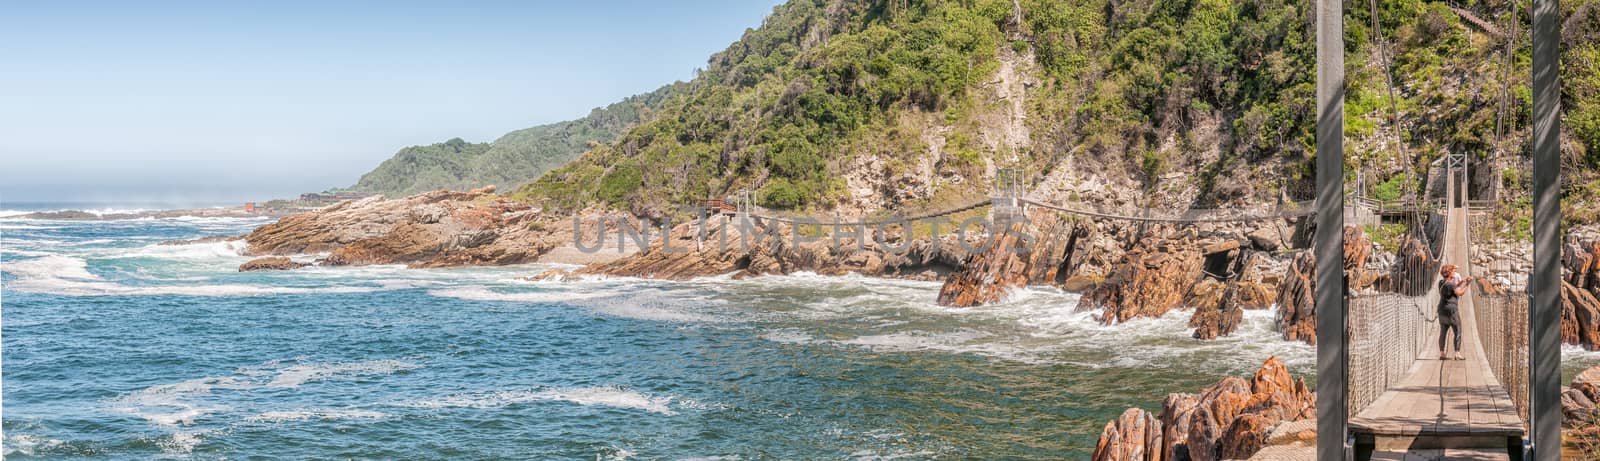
[1563, 366, 1600, 428]
[1082, 236, 1204, 324]
[1388, 233, 1438, 295]
[1188, 280, 1246, 340]
[1091, 408, 1164, 461]
[937, 211, 1081, 306]
[1563, 366, 1600, 457]
[936, 220, 1036, 306]
[1564, 240, 1600, 350]
[241, 187, 562, 268]
[581, 214, 966, 281]
[1275, 251, 1318, 344]
[238, 256, 308, 272]
[932, 208, 1289, 339]
[1274, 226, 1381, 345]
[1091, 357, 1315, 461]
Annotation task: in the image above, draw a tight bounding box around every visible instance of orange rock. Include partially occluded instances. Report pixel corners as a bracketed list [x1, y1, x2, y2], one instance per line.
[1092, 408, 1164, 461]
[1096, 357, 1314, 461]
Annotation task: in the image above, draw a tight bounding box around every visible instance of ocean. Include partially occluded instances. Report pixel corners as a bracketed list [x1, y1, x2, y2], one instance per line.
[2, 207, 1594, 459]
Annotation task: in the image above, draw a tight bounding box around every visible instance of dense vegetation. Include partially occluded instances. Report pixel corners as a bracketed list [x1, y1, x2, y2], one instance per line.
[1342, 0, 1600, 227]
[515, 0, 1326, 215]
[495, 0, 1593, 227]
[348, 85, 674, 197]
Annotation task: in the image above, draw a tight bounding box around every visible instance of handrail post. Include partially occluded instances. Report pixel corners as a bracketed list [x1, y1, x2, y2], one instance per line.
[1529, 0, 1561, 457]
[1315, 0, 1348, 458]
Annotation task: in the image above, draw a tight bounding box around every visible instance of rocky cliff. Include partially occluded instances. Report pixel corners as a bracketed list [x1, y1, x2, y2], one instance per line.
[240, 187, 567, 269]
[1091, 356, 1315, 461]
[571, 214, 970, 281]
[933, 206, 1291, 339]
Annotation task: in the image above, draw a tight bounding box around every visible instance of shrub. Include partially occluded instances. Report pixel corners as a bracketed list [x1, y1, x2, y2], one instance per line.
[759, 178, 806, 209]
[598, 163, 642, 204]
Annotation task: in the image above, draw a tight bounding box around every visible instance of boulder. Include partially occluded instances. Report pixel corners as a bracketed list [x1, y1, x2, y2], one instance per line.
[1083, 243, 1203, 325]
[1275, 251, 1317, 344]
[1187, 280, 1244, 340]
[1160, 393, 1200, 460]
[1098, 357, 1313, 461]
[1246, 227, 1281, 252]
[1564, 366, 1600, 428]
[238, 256, 308, 272]
[1091, 408, 1164, 461]
[1561, 281, 1600, 350]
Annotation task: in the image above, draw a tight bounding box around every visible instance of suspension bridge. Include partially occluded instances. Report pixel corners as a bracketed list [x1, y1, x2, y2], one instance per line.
[716, 151, 1527, 461]
[1345, 166, 1529, 460]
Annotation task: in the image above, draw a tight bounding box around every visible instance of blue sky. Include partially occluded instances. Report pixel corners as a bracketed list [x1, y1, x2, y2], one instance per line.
[0, 1, 782, 204]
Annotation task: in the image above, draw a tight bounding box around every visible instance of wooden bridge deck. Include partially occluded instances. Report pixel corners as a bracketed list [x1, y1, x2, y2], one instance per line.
[1349, 208, 1524, 457]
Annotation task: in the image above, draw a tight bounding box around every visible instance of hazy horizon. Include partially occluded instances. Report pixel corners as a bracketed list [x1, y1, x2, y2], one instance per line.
[0, 1, 783, 204]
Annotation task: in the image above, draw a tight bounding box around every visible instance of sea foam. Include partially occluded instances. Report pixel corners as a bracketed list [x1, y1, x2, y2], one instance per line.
[247, 409, 388, 423]
[408, 386, 678, 415]
[1, 255, 377, 297]
[267, 359, 420, 388]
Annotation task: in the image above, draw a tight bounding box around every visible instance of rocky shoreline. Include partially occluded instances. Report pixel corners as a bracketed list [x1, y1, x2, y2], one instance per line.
[7, 206, 296, 221]
[1091, 356, 1315, 461]
[221, 189, 1308, 340]
[158, 188, 1600, 349]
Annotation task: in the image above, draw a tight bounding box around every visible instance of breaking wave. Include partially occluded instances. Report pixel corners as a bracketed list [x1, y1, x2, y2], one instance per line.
[1, 255, 377, 297]
[407, 386, 678, 415]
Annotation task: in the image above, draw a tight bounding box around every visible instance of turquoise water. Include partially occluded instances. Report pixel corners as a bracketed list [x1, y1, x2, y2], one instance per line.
[17, 208, 1579, 459]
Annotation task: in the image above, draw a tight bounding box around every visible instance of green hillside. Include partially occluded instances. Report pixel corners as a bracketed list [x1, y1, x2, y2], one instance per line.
[349, 85, 675, 197]
[508, 0, 1595, 221]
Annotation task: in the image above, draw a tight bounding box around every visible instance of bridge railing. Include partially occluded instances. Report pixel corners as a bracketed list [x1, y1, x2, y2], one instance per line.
[1346, 200, 1450, 415]
[1473, 286, 1531, 424]
[1347, 274, 1441, 413]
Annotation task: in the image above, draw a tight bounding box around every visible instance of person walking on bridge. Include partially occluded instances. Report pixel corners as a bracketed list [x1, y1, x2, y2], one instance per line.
[1437, 264, 1471, 360]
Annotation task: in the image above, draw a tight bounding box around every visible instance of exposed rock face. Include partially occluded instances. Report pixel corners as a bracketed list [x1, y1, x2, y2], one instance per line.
[1083, 238, 1203, 324]
[1091, 408, 1164, 461]
[1563, 240, 1600, 350]
[1159, 393, 1200, 460]
[582, 214, 966, 281]
[1187, 280, 1244, 340]
[1274, 226, 1381, 345]
[1563, 366, 1600, 428]
[1388, 234, 1438, 296]
[238, 256, 307, 272]
[937, 211, 1081, 306]
[1561, 280, 1600, 350]
[932, 209, 1288, 339]
[937, 220, 1035, 306]
[1342, 225, 1380, 291]
[1275, 251, 1317, 345]
[241, 188, 559, 268]
[1091, 357, 1314, 461]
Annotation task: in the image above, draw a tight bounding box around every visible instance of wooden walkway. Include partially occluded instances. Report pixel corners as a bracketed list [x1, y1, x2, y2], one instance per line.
[1349, 208, 1525, 459]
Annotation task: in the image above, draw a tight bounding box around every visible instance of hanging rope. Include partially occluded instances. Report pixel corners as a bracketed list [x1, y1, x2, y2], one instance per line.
[1369, 0, 1414, 199]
